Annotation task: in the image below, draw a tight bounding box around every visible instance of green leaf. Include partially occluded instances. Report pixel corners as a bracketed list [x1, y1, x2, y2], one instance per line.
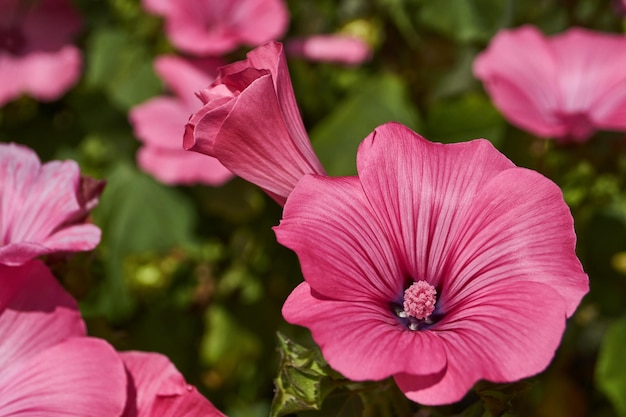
[84, 163, 197, 321]
[311, 74, 421, 176]
[418, 0, 510, 42]
[271, 333, 338, 417]
[596, 317, 626, 416]
[84, 28, 161, 110]
[425, 92, 505, 146]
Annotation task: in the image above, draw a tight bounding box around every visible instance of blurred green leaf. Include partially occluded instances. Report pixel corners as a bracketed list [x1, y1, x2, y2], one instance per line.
[85, 28, 161, 110]
[85, 163, 197, 321]
[418, 0, 510, 42]
[311, 73, 421, 176]
[271, 333, 337, 417]
[425, 92, 504, 145]
[596, 317, 626, 417]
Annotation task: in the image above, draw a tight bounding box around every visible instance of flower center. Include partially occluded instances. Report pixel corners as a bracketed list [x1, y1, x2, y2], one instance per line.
[403, 280, 437, 320]
[0, 27, 27, 55]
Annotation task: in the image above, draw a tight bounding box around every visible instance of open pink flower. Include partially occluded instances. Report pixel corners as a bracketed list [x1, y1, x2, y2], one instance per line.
[285, 35, 372, 66]
[121, 351, 226, 417]
[184, 41, 326, 205]
[277, 122, 588, 405]
[141, 0, 288, 56]
[0, 142, 103, 266]
[0, 0, 82, 106]
[130, 55, 233, 186]
[0, 260, 127, 415]
[474, 25, 626, 142]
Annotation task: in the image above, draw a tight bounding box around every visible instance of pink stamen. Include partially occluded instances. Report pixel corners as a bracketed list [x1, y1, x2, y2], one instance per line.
[403, 280, 437, 320]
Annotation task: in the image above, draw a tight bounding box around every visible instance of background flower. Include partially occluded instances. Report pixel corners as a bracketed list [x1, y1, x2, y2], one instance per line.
[278, 122, 588, 405]
[0, 143, 102, 266]
[285, 35, 372, 66]
[0, 0, 82, 105]
[0, 260, 127, 415]
[473, 25, 626, 142]
[129, 55, 233, 186]
[140, 0, 288, 56]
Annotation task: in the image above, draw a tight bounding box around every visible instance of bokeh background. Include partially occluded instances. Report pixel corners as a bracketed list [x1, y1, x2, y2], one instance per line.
[2, 0, 626, 416]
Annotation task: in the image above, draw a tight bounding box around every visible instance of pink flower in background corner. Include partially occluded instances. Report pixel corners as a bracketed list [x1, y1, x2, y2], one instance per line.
[286, 34, 372, 66]
[0, 260, 127, 415]
[0, 143, 103, 266]
[0, 0, 82, 106]
[129, 55, 233, 186]
[277, 122, 588, 405]
[121, 351, 227, 417]
[141, 0, 288, 56]
[184, 41, 326, 206]
[474, 25, 626, 143]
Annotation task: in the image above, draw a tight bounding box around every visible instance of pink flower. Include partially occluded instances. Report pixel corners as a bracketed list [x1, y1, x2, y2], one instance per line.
[121, 351, 227, 417]
[277, 122, 588, 405]
[130, 55, 233, 186]
[0, 0, 82, 106]
[286, 35, 372, 65]
[0, 142, 103, 266]
[141, 0, 288, 56]
[474, 25, 626, 142]
[184, 42, 326, 205]
[0, 260, 127, 415]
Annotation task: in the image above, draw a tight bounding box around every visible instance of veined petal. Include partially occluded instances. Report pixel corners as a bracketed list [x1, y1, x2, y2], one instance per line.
[121, 351, 226, 417]
[356, 122, 515, 290]
[397, 280, 567, 405]
[0, 261, 85, 370]
[282, 282, 448, 380]
[211, 74, 321, 205]
[275, 175, 403, 301]
[0, 337, 127, 416]
[442, 168, 588, 317]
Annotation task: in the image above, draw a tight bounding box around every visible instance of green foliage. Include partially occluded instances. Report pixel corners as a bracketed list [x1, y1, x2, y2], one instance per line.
[311, 73, 421, 176]
[596, 317, 626, 416]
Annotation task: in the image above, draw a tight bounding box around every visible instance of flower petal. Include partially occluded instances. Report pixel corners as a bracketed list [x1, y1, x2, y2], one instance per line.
[282, 282, 448, 380]
[397, 280, 568, 405]
[0, 260, 85, 370]
[275, 175, 403, 302]
[0, 337, 127, 416]
[356, 122, 515, 291]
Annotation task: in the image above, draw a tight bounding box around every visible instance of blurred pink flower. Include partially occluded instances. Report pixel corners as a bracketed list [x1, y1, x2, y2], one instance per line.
[474, 25, 626, 142]
[184, 42, 326, 205]
[121, 351, 227, 417]
[278, 122, 588, 405]
[130, 55, 233, 186]
[141, 0, 288, 56]
[0, 260, 127, 415]
[0, 142, 103, 266]
[0, 0, 82, 106]
[286, 35, 372, 66]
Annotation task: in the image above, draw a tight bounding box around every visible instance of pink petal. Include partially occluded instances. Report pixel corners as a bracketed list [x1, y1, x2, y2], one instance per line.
[137, 144, 233, 186]
[275, 175, 403, 301]
[41, 223, 101, 253]
[0, 261, 85, 370]
[156, 0, 288, 56]
[356, 122, 515, 291]
[130, 97, 192, 149]
[153, 55, 222, 107]
[282, 282, 448, 381]
[0, 337, 127, 416]
[285, 35, 372, 65]
[396, 280, 567, 405]
[120, 351, 226, 417]
[441, 167, 588, 317]
[21, 0, 82, 51]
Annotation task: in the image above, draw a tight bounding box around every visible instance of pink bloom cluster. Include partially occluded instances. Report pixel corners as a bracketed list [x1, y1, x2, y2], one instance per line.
[474, 25, 626, 142]
[0, 0, 82, 106]
[185, 42, 589, 405]
[0, 143, 226, 416]
[130, 56, 233, 186]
